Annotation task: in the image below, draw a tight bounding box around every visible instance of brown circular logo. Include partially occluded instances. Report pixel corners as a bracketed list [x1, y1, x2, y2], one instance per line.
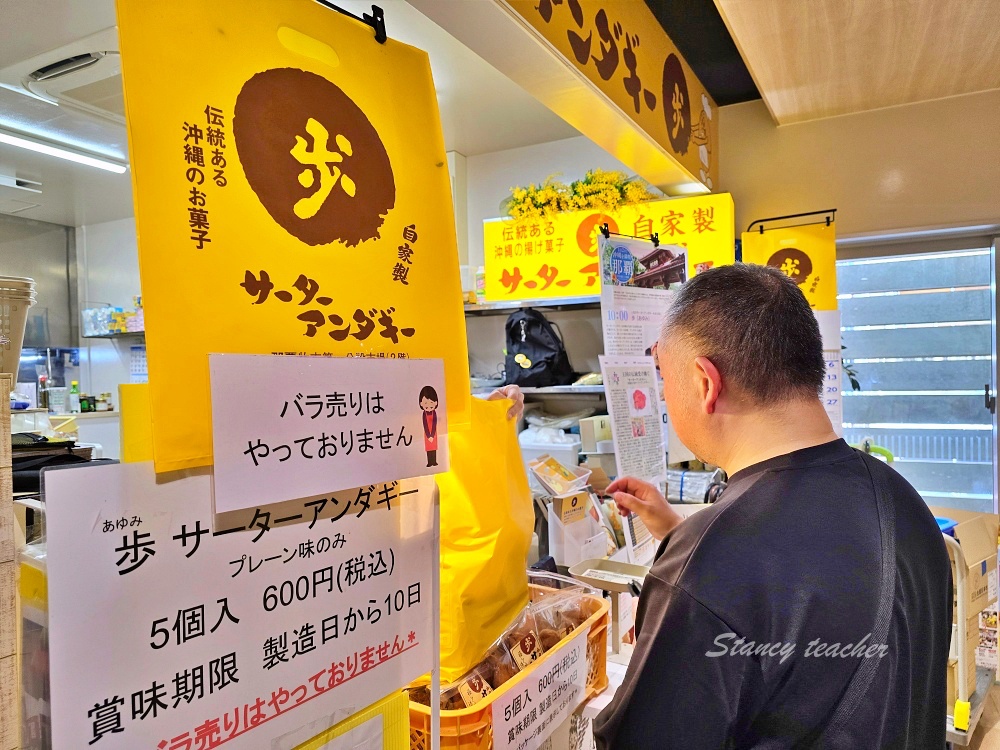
[576, 213, 618, 257]
[662, 54, 691, 155]
[521, 633, 537, 655]
[233, 68, 395, 247]
[468, 676, 483, 692]
[766, 247, 812, 284]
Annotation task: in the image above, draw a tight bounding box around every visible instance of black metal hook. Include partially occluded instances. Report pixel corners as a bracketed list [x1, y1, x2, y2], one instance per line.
[746, 208, 837, 235]
[314, 1, 387, 44]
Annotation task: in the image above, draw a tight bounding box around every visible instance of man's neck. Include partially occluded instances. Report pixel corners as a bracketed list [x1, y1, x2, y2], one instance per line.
[719, 399, 840, 477]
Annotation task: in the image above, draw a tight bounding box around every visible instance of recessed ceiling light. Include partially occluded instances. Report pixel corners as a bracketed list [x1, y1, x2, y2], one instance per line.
[0, 129, 127, 173]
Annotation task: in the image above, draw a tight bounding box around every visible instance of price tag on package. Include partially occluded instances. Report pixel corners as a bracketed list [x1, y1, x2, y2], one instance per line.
[491, 629, 588, 750]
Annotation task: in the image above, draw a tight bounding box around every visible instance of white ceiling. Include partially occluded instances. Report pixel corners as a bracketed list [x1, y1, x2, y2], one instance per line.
[0, 0, 578, 228]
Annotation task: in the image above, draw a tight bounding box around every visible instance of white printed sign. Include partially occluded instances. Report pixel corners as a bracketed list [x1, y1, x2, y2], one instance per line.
[44, 462, 435, 750]
[599, 356, 667, 485]
[491, 629, 588, 750]
[210, 355, 447, 512]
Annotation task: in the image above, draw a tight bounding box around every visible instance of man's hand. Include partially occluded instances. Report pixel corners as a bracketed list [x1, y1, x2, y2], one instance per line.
[607, 476, 683, 541]
[487, 384, 525, 421]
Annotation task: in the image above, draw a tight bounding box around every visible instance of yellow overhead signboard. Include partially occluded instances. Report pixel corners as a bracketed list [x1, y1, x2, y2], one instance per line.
[507, 0, 719, 190]
[741, 221, 838, 310]
[117, 0, 470, 472]
[483, 195, 735, 300]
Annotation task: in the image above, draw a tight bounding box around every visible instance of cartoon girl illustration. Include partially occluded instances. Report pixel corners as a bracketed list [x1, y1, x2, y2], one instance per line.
[419, 385, 439, 468]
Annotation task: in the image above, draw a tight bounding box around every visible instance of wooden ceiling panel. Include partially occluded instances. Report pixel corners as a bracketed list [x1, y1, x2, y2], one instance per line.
[714, 0, 1000, 124]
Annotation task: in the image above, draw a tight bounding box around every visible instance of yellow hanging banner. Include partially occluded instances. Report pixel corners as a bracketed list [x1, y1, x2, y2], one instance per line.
[483, 194, 735, 300]
[506, 0, 719, 190]
[116, 0, 470, 472]
[741, 221, 838, 309]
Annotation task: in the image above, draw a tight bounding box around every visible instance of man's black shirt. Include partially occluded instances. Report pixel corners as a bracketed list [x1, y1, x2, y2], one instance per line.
[594, 439, 952, 749]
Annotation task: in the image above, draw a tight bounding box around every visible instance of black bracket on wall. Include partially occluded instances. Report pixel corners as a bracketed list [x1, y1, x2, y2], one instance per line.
[314, 1, 387, 44]
[747, 208, 837, 234]
[600, 223, 659, 248]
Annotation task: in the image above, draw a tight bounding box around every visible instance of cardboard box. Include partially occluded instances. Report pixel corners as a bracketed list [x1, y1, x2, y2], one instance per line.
[552, 490, 588, 525]
[579, 416, 612, 454]
[929, 506, 999, 621]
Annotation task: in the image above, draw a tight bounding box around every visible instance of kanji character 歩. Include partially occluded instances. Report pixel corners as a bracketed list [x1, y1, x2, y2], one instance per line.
[189, 187, 206, 207]
[244, 439, 270, 466]
[693, 206, 716, 233]
[378, 483, 397, 509]
[209, 652, 239, 692]
[354, 485, 373, 517]
[248, 509, 271, 542]
[183, 122, 204, 143]
[240, 270, 274, 304]
[351, 309, 376, 340]
[369, 549, 388, 577]
[501, 267, 523, 294]
[591, 9, 619, 80]
[294, 436, 315, 459]
[318, 432, 337, 458]
[327, 314, 351, 341]
[297, 310, 325, 337]
[376, 428, 394, 450]
[115, 530, 156, 575]
[211, 598, 240, 632]
[293, 623, 317, 657]
[171, 665, 205, 707]
[392, 263, 409, 285]
[172, 605, 205, 644]
[661, 210, 685, 236]
[291, 273, 320, 305]
[396, 426, 413, 447]
[131, 680, 168, 720]
[634, 215, 653, 239]
[205, 105, 224, 126]
[289, 118, 356, 220]
[88, 696, 125, 743]
[185, 167, 205, 185]
[402, 223, 418, 243]
[305, 498, 327, 529]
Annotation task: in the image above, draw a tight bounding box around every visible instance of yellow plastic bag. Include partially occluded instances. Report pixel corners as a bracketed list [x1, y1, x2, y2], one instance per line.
[436, 398, 534, 682]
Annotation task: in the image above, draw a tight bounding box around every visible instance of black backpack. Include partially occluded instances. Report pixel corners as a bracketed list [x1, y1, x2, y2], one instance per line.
[503, 308, 575, 387]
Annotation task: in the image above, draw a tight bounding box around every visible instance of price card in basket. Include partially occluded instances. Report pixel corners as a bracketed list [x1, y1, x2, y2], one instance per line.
[491, 628, 588, 750]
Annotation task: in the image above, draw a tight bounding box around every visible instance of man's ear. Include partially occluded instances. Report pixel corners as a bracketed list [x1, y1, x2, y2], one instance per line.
[693, 356, 722, 415]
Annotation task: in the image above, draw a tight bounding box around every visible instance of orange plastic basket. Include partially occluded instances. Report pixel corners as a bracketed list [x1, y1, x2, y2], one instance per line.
[409, 588, 610, 750]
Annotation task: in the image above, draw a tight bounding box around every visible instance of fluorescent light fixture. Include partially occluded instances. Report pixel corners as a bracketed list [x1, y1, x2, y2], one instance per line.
[0, 129, 127, 173]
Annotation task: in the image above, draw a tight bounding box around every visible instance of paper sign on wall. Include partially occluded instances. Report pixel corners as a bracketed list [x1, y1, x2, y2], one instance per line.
[599, 356, 667, 486]
[210, 355, 447, 512]
[116, 0, 470, 473]
[815, 310, 844, 436]
[484, 194, 735, 301]
[44, 462, 435, 749]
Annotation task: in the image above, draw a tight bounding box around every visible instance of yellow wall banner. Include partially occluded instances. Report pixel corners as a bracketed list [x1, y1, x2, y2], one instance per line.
[483, 194, 735, 300]
[507, 0, 719, 190]
[116, 0, 469, 472]
[741, 222, 838, 309]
